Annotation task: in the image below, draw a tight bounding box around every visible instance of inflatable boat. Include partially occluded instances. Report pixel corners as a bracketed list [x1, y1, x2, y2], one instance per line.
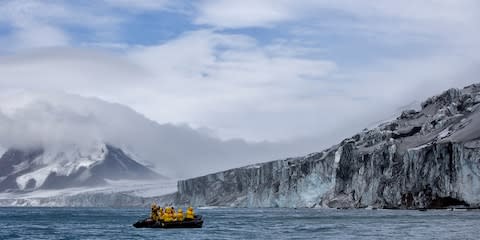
[133, 216, 204, 228]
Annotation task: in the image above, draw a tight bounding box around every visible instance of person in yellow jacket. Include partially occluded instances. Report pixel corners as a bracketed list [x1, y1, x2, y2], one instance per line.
[169, 208, 175, 221]
[185, 206, 195, 220]
[150, 203, 158, 220]
[155, 206, 162, 221]
[163, 207, 169, 222]
[176, 208, 184, 221]
[164, 207, 174, 222]
[158, 207, 164, 221]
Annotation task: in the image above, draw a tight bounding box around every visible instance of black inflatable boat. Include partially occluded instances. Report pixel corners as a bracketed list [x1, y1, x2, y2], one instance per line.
[133, 216, 204, 228]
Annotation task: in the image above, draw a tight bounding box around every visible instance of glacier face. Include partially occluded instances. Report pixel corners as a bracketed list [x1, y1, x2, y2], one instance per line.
[177, 149, 338, 208]
[177, 84, 480, 209]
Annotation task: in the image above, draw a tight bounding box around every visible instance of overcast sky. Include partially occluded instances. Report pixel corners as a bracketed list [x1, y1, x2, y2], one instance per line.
[0, 0, 479, 144]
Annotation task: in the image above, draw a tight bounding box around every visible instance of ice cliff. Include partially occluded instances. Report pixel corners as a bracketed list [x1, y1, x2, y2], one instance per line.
[177, 84, 480, 209]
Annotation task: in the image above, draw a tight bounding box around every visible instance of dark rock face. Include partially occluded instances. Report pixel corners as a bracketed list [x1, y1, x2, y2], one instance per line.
[0, 149, 43, 191]
[0, 144, 160, 192]
[90, 145, 159, 181]
[177, 84, 480, 209]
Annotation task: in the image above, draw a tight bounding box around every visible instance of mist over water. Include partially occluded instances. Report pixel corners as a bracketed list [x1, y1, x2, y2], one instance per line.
[0, 208, 478, 240]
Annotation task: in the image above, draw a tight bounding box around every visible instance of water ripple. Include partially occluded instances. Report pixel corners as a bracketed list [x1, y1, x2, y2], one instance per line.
[0, 207, 478, 239]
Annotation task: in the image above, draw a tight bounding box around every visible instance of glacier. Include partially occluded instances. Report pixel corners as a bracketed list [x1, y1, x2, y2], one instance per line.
[176, 84, 480, 209]
[0, 179, 177, 207]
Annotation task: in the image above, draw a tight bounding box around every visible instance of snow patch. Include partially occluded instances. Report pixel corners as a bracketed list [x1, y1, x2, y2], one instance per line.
[330, 146, 343, 195]
[334, 147, 342, 164]
[244, 164, 262, 169]
[16, 167, 51, 190]
[388, 143, 396, 161]
[438, 128, 451, 139]
[408, 143, 431, 152]
[0, 146, 6, 157]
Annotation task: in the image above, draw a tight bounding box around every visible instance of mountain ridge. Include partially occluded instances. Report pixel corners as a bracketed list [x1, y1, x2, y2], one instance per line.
[0, 143, 161, 192]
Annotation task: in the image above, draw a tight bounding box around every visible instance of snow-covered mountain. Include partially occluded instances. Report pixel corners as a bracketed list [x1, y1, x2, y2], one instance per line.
[0, 142, 176, 207]
[0, 143, 161, 192]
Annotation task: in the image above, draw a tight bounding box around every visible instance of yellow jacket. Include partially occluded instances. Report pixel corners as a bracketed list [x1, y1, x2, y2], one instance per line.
[176, 210, 184, 221]
[163, 208, 174, 222]
[159, 210, 164, 221]
[185, 209, 194, 220]
[150, 207, 158, 220]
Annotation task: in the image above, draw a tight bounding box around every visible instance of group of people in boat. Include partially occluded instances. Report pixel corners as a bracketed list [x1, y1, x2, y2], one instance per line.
[150, 203, 195, 222]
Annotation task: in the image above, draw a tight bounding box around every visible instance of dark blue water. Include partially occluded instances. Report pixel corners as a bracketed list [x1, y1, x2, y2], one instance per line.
[0, 207, 478, 239]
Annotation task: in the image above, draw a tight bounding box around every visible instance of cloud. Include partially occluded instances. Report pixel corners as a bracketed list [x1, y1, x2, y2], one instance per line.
[107, 30, 338, 140]
[194, 0, 293, 28]
[0, 90, 322, 177]
[0, 48, 147, 95]
[192, 1, 480, 61]
[0, 0, 121, 28]
[0, 0, 123, 50]
[193, 0, 480, 32]
[3, 24, 70, 49]
[0, 30, 340, 141]
[104, 0, 172, 11]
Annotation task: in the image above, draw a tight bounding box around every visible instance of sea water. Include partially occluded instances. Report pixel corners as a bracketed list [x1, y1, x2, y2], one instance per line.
[0, 207, 478, 239]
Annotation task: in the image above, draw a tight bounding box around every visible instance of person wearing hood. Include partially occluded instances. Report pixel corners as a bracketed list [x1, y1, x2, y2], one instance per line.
[185, 207, 195, 220]
[176, 208, 184, 221]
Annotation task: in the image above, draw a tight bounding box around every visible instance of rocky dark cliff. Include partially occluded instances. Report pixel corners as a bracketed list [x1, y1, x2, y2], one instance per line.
[176, 84, 480, 209]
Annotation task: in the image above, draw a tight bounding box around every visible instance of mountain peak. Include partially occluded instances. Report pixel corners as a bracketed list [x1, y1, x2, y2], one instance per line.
[0, 143, 162, 192]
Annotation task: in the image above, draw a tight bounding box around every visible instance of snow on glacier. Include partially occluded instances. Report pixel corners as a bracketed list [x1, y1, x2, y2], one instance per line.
[438, 127, 451, 139]
[0, 178, 178, 206]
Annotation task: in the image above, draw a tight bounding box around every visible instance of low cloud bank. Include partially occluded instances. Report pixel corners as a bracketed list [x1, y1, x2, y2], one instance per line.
[0, 90, 322, 178]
